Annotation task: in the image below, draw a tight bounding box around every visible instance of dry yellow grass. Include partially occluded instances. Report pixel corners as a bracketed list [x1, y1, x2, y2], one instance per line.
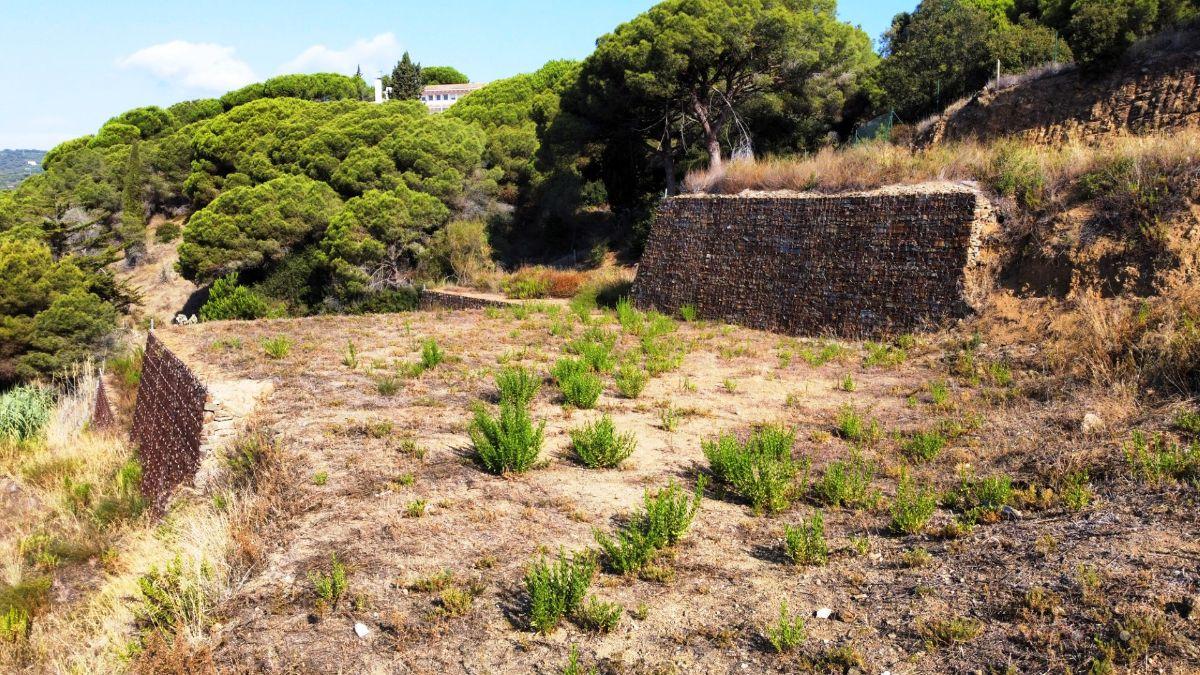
[683, 129, 1200, 200]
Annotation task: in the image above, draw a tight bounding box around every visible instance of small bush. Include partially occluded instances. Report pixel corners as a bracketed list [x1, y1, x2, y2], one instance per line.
[155, 221, 181, 243]
[135, 556, 210, 633]
[0, 385, 53, 442]
[944, 468, 1013, 521]
[567, 329, 618, 373]
[765, 600, 807, 653]
[918, 615, 983, 647]
[0, 605, 29, 643]
[375, 374, 401, 396]
[420, 338, 444, 370]
[863, 341, 907, 367]
[503, 268, 552, 299]
[200, 273, 269, 322]
[615, 297, 643, 334]
[704, 425, 802, 513]
[309, 553, 348, 610]
[678, 304, 698, 322]
[835, 404, 881, 445]
[469, 402, 545, 474]
[890, 470, 938, 535]
[902, 430, 946, 462]
[525, 549, 596, 633]
[570, 415, 636, 468]
[1173, 409, 1200, 437]
[341, 341, 358, 369]
[812, 450, 878, 509]
[784, 511, 828, 566]
[1061, 470, 1094, 511]
[574, 596, 622, 633]
[553, 359, 603, 409]
[614, 363, 648, 398]
[594, 479, 704, 575]
[495, 365, 542, 407]
[261, 336, 292, 359]
[1125, 431, 1199, 485]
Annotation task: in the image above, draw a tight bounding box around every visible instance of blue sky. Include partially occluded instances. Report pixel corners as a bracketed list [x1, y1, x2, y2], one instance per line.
[0, 0, 912, 150]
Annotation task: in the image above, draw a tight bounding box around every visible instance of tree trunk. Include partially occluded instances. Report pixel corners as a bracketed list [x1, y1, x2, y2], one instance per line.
[705, 133, 723, 173]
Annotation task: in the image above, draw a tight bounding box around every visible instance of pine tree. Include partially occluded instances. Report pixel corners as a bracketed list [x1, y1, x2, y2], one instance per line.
[119, 141, 147, 264]
[385, 52, 424, 100]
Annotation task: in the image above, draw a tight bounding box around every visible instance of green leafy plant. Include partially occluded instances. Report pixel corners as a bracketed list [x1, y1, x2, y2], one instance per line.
[342, 341, 359, 369]
[943, 468, 1013, 521]
[765, 600, 807, 653]
[703, 425, 803, 513]
[594, 479, 704, 575]
[835, 404, 881, 445]
[902, 430, 946, 462]
[1125, 431, 1199, 485]
[570, 414, 636, 468]
[0, 385, 53, 443]
[839, 373, 856, 392]
[405, 499, 428, 518]
[812, 450, 878, 509]
[312, 471, 328, 486]
[573, 596, 623, 633]
[469, 402, 545, 474]
[567, 328, 618, 373]
[553, 358, 603, 408]
[678, 304, 698, 322]
[1061, 470, 1094, 511]
[135, 555, 210, 632]
[199, 273, 269, 322]
[890, 470, 938, 535]
[784, 511, 828, 566]
[614, 363, 648, 398]
[863, 341, 907, 367]
[420, 338, 444, 370]
[525, 549, 596, 633]
[495, 365, 542, 407]
[375, 374, 401, 396]
[261, 336, 293, 359]
[309, 553, 348, 610]
[0, 605, 30, 643]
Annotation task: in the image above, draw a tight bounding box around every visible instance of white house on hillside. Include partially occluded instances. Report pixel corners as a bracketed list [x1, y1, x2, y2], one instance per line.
[374, 78, 486, 113]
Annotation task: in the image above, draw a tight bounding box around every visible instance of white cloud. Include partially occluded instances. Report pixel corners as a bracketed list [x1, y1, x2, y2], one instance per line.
[118, 40, 256, 91]
[278, 33, 402, 77]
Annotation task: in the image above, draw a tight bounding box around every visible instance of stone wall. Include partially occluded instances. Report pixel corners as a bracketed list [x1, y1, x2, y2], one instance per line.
[418, 289, 514, 311]
[631, 184, 996, 337]
[919, 32, 1200, 146]
[130, 333, 208, 510]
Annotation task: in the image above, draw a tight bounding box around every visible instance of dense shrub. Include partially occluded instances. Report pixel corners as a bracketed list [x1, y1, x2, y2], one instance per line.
[199, 273, 269, 322]
[594, 479, 704, 574]
[703, 425, 802, 513]
[525, 549, 595, 633]
[552, 358, 603, 408]
[569, 414, 636, 468]
[495, 365, 542, 407]
[469, 402, 545, 474]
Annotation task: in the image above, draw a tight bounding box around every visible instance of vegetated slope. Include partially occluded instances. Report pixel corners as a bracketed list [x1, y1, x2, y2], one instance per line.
[917, 28, 1200, 147]
[0, 149, 44, 189]
[128, 302, 1197, 674]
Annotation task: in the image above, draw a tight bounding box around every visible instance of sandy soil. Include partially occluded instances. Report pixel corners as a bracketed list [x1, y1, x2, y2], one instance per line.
[153, 305, 1199, 674]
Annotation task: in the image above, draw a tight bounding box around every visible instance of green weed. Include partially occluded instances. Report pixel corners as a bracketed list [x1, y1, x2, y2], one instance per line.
[570, 414, 636, 468]
[469, 402, 546, 474]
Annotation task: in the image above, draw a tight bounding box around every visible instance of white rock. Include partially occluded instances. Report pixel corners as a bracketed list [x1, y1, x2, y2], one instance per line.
[354, 622, 370, 638]
[1081, 412, 1103, 433]
[815, 608, 833, 620]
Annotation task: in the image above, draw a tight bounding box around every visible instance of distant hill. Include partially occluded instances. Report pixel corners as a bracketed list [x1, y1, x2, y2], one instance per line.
[0, 149, 45, 189]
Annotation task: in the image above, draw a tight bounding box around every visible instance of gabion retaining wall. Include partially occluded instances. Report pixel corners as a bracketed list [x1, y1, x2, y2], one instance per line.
[130, 333, 208, 510]
[92, 378, 116, 431]
[418, 289, 513, 311]
[632, 186, 996, 336]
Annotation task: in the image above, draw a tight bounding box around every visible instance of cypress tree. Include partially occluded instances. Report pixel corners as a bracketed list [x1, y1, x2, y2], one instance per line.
[119, 141, 147, 264]
[386, 52, 424, 100]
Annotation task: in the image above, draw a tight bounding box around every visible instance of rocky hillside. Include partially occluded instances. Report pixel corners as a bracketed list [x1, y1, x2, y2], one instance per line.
[917, 29, 1200, 146]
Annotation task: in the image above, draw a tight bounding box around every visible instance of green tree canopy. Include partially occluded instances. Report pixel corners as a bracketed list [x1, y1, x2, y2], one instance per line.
[321, 185, 451, 300]
[422, 66, 470, 85]
[220, 73, 372, 109]
[178, 174, 343, 282]
[0, 237, 117, 386]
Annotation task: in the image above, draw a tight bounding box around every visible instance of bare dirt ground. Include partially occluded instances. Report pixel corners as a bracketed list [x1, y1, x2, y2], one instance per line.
[154, 303, 1200, 674]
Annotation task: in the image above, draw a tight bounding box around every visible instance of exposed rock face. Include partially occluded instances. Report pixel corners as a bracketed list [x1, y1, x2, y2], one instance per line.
[632, 183, 998, 337]
[919, 32, 1200, 146]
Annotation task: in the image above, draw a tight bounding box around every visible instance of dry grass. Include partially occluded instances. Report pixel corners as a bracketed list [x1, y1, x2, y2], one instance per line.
[683, 129, 1200, 206]
[0, 360, 291, 672]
